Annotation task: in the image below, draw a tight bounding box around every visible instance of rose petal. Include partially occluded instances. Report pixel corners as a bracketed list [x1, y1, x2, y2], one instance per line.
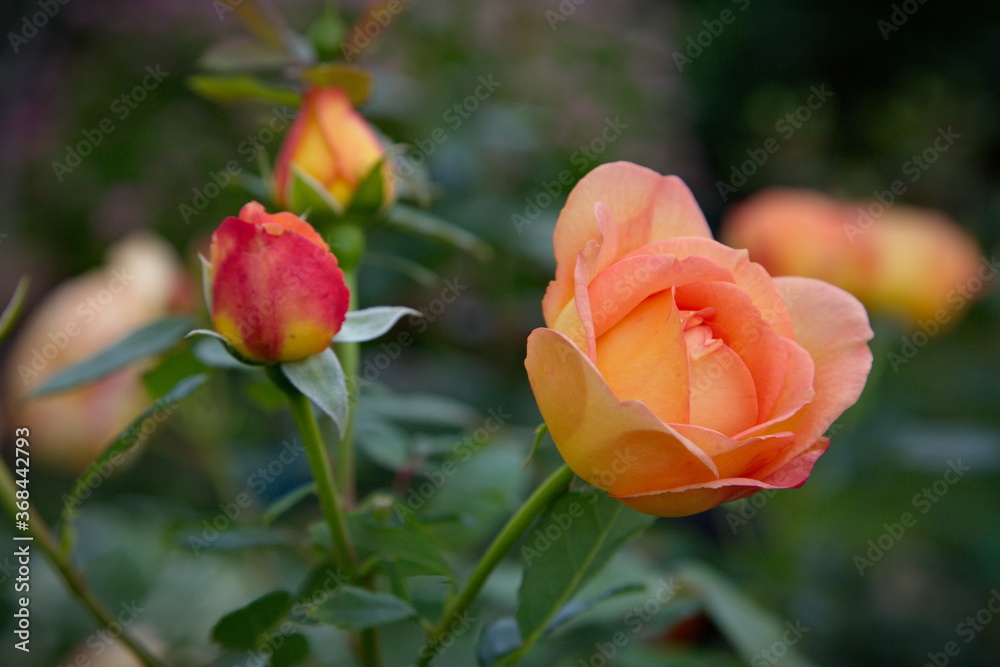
[238, 201, 329, 250]
[634, 237, 795, 339]
[675, 280, 803, 422]
[686, 339, 758, 437]
[526, 327, 717, 496]
[613, 438, 828, 517]
[595, 290, 690, 425]
[758, 277, 873, 472]
[211, 217, 349, 362]
[588, 253, 733, 337]
[543, 163, 712, 326]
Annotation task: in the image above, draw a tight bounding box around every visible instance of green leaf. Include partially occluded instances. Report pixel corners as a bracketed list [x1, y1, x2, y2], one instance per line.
[288, 163, 345, 217]
[344, 159, 389, 220]
[60, 375, 208, 532]
[141, 346, 207, 398]
[674, 563, 817, 667]
[300, 63, 372, 106]
[307, 5, 347, 61]
[212, 590, 292, 651]
[355, 416, 410, 470]
[199, 37, 293, 72]
[512, 493, 655, 657]
[523, 423, 548, 468]
[351, 514, 454, 581]
[186, 329, 261, 366]
[361, 393, 480, 430]
[199, 253, 213, 313]
[193, 337, 255, 370]
[310, 585, 416, 630]
[545, 582, 647, 635]
[333, 306, 422, 343]
[263, 482, 317, 526]
[0, 276, 29, 342]
[281, 349, 349, 434]
[270, 633, 310, 667]
[188, 74, 300, 107]
[30, 317, 195, 397]
[384, 204, 493, 262]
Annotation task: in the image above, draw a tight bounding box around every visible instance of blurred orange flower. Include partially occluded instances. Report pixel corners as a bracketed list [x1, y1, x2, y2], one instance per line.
[2, 234, 189, 472]
[723, 188, 988, 325]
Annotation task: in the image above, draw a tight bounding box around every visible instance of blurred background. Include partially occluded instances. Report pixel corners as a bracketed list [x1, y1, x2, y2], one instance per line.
[1, 0, 999, 665]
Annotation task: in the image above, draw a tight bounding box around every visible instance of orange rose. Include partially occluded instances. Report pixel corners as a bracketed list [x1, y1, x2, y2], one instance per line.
[855, 205, 987, 323]
[3, 234, 189, 471]
[525, 163, 874, 517]
[723, 189, 987, 324]
[273, 86, 394, 212]
[210, 202, 350, 363]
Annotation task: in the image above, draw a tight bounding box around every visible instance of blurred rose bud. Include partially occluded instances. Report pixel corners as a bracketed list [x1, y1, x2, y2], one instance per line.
[525, 163, 873, 517]
[210, 202, 350, 363]
[2, 234, 190, 472]
[273, 86, 394, 213]
[722, 188, 988, 325]
[857, 205, 988, 323]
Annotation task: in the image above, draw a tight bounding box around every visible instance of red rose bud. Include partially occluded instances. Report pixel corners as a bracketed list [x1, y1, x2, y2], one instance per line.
[210, 202, 350, 363]
[273, 86, 394, 212]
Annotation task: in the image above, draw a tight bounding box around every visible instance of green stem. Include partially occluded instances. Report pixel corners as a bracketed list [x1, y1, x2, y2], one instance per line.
[0, 464, 165, 667]
[335, 264, 360, 507]
[280, 380, 358, 579]
[414, 463, 575, 667]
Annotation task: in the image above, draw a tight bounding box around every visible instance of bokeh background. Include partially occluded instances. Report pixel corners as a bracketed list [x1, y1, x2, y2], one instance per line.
[1, 0, 999, 665]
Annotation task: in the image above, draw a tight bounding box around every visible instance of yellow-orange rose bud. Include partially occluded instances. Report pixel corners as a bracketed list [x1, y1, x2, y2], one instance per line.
[856, 204, 987, 323]
[274, 86, 393, 212]
[210, 202, 350, 363]
[722, 189, 988, 325]
[525, 163, 874, 517]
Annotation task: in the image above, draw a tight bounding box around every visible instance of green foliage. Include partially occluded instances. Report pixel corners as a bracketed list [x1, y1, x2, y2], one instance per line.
[311, 586, 417, 630]
[30, 317, 194, 397]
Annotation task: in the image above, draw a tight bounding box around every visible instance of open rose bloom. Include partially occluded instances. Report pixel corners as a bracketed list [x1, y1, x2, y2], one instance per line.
[525, 162, 874, 517]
